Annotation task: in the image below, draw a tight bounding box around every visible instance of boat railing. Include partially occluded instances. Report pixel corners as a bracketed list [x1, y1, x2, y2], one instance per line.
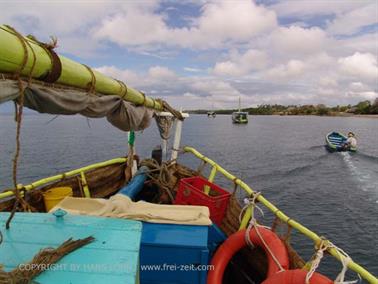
[0, 157, 127, 200]
[183, 146, 377, 284]
[0, 150, 376, 282]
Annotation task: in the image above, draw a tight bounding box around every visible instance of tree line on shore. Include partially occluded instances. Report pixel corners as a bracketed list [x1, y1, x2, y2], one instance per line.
[189, 98, 378, 116]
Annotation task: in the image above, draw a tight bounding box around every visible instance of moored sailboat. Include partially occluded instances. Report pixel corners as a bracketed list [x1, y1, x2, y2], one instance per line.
[232, 97, 248, 124]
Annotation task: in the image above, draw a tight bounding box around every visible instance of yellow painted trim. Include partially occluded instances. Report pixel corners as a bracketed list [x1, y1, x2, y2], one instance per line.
[183, 146, 378, 284]
[0, 158, 127, 200]
[80, 172, 91, 198]
[204, 166, 217, 194]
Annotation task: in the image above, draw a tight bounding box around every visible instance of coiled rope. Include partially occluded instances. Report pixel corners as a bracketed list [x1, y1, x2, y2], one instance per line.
[0, 236, 94, 284]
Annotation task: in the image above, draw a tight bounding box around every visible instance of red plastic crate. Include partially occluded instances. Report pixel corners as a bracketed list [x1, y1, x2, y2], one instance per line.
[174, 176, 231, 226]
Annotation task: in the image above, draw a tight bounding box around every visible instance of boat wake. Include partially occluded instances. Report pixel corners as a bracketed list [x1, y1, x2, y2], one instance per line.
[354, 151, 378, 163]
[309, 145, 324, 150]
[341, 152, 378, 198]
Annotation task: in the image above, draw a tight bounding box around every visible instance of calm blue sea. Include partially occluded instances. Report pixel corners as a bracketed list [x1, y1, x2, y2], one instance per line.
[1, 113, 377, 281]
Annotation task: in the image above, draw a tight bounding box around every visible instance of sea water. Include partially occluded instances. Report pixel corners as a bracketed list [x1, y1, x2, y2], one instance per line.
[1, 113, 377, 281]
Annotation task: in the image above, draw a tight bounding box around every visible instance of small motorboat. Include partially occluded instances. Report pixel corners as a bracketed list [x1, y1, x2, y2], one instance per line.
[325, 132, 357, 152]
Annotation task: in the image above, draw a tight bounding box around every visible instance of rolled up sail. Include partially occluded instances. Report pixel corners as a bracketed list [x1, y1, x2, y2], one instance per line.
[0, 25, 162, 110]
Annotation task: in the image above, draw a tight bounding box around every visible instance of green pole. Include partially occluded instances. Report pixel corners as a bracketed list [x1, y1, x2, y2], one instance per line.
[0, 25, 163, 111]
[128, 131, 135, 147]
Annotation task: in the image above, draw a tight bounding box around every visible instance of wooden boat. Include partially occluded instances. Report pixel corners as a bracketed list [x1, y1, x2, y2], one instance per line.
[326, 132, 357, 152]
[0, 26, 376, 284]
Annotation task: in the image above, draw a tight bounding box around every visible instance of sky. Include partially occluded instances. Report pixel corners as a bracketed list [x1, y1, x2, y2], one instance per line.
[0, 0, 377, 109]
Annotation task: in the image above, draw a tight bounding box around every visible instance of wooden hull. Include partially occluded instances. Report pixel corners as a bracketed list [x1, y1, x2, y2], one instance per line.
[0, 162, 127, 212]
[0, 150, 374, 283]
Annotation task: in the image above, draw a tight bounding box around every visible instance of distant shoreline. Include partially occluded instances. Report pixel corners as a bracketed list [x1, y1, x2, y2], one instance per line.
[1, 112, 377, 118]
[188, 112, 378, 118]
[351, 114, 378, 119]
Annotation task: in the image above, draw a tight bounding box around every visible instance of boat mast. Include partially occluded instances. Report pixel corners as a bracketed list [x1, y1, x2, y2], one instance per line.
[0, 25, 164, 111]
[238, 97, 241, 112]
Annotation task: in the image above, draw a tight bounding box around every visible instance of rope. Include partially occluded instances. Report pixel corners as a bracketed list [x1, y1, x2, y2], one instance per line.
[0, 236, 94, 284]
[238, 193, 263, 224]
[22, 39, 37, 85]
[83, 64, 96, 94]
[5, 25, 37, 229]
[333, 244, 361, 284]
[28, 35, 62, 83]
[305, 240, 330, 284]
[196, 160, 207, 176]
[140, 159, 177, 202]
[241, 192, 286, 273]
[156, 99, 184, 120]
[232, 177, 239, 195]
[305, 240, 361, 284]
[4, 26, 29, 77]
[124, 146, 135, 183]
[116, 79, 128, 99]
[140, 92, 147, 106]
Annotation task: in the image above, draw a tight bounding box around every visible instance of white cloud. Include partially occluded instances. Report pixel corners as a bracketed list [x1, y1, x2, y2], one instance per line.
[0, 0, 377, 107]
[183, 92, 198, 98]
[346, 90, 378, 101]
[327, 2, 378, 35]
[349, 82, 369, 91]
[94, 3, 168, 46]
[95, 65, 244, 106]
[319, 77, 338, 88]
[264, 60, 305, 80]
[338, 52, 378, 81]
[183, 67, 203, 72]
[94, 0, 277, 49]
[270, 26, 328, 56]
[0, 1, 123, 56]
[94, 66, 142, 87]
[213, 49, 267, 76]
[331, 33, 378, 56]
[148, 66, 177, 80]
[193, 1, 277, 44]
[191, 80, 243, 101]
[270, 1, 370, 18]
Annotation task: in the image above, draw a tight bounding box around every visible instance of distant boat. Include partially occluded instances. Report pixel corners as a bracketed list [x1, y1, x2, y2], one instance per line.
[232, 97, 248, 124]
[325, 132, 357, 152]
[207, 111, 216, 118]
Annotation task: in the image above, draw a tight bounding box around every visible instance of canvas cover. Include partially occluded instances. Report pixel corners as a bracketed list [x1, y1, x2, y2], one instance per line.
[50, 194, 212, 226]
[0, 79, 153, 131]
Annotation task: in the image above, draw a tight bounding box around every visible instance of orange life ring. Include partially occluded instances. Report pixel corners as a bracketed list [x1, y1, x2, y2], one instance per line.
[207, 227, 290, 284]
[262, 269, 333, 284]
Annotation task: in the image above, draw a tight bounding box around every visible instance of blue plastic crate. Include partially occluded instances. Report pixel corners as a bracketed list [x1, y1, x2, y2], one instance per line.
[140, 222, 209, 284]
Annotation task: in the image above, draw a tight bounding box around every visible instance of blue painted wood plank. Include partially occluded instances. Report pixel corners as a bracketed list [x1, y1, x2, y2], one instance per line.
[0, 212, 142, 284]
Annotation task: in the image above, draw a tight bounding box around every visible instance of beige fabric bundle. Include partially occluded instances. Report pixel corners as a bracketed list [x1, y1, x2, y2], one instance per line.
[50, 194, 212, 226]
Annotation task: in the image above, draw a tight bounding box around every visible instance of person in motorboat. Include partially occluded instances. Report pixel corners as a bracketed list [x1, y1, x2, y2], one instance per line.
[342, 132, 357, 150]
